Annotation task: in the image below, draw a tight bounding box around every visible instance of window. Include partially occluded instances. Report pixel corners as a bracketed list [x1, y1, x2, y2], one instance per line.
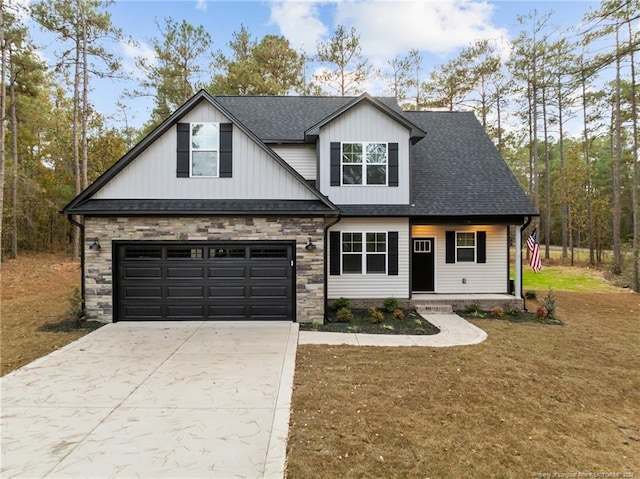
[341, 142, 387, 185]
[456, 232, 476, 262]
[191, 123, 219, 177]
[341, 232, 387, 274]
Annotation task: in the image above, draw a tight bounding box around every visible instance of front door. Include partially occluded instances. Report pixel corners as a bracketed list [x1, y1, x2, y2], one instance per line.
[412, 238, 435, 292]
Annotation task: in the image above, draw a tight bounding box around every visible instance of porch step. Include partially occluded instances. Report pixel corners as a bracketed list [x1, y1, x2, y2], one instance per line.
[414, 303, 453, 314]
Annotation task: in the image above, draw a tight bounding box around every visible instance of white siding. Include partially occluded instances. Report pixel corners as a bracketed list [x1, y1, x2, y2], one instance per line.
[412, 224, 508, 293]
[271, 145, 316, 180]
[328, 218, 410, 299]
[318, 102, 410, 205]
[94, 102, 316, 200]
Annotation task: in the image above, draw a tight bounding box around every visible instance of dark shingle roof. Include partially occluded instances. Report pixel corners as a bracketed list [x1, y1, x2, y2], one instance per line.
[404, 111, 537, 217]
[215, 95, 405, 142]
[70, 199, 336, 215]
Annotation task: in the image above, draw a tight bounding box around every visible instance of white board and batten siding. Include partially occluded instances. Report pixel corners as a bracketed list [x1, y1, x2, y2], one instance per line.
[318, 102, 410, 205]
[271, 145, 317, 180]
[412, 224, 508, 294]
[94, 102, 316, 201]
[328, 218, 410, 299]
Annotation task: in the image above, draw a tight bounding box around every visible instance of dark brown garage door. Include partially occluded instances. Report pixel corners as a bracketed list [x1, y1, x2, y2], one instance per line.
[115, 242, 294, 321]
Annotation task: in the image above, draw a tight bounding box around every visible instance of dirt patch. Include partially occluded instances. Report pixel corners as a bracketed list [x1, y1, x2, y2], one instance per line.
[0, 253, 99, 376]
[287, 290, 640, 478]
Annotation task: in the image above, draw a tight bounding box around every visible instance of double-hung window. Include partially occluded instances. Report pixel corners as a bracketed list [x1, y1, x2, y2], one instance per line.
[341, 232, 387, 274]
[341, 142, 387, 185]
[191, 123, 219, 177]
[456, 232, 476, 262]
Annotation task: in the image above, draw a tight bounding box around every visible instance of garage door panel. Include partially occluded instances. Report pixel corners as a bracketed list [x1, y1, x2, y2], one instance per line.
[166, 304, 206, 319]
[250, 266, 289, 279]
[166, 285, 205, 299]
[208, 285, 247, 298]
[208, 266, 247, 279]
[166, 266, 205, 279]
[116, 242, 293, 321]
[250, 285, 289, 298]
[124, 286, 162, 299]
[124, 267, 162, 279]
[122, 304, 163, 319]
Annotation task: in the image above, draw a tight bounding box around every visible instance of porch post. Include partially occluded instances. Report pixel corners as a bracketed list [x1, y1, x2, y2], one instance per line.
[515, 224, 523, 299]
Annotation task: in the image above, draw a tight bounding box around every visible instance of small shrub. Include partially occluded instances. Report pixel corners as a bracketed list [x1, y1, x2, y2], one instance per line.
[392, 308, 405, 320]
[67, 285, 84, 324]
[331, 297, 350, 311]
[368, 307, 384, 323]
[383, 297, 399, 313]
[464, 303, 481, 313]
[525, 290, 537, 300]
[540, 289, 557, 319]
[335, 307, 353, 322]
[490, 306, 504, 318]
[535, 306, 548, 319]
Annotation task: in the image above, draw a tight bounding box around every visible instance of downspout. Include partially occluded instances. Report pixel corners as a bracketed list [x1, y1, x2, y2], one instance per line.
[323, 213, 342, 322]
[67, 214, 86, 316]
[519, 216, 533, 310]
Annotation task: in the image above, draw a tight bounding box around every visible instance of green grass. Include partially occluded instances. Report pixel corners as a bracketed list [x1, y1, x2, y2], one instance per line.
[511, 264, 617, 292]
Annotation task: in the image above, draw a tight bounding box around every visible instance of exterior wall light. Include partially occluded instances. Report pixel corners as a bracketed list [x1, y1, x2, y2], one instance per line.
[305, 238, 317, 250]
[89, 238, 101, 251]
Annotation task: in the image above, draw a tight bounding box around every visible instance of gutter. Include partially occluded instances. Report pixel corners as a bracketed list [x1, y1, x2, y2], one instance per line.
[520, 216, 533, 310]
[66, 214, 86, 317]
[323, 214, 342, 322]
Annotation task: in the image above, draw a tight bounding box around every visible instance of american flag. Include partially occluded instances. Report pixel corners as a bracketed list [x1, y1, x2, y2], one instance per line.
[527, 228, 542, 272]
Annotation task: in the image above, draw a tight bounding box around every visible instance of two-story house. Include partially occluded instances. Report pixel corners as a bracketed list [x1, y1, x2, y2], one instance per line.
[63, 90, 537, 323]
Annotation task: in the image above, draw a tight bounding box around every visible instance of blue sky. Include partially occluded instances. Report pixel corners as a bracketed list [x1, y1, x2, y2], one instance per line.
[21, 0, 601, 129]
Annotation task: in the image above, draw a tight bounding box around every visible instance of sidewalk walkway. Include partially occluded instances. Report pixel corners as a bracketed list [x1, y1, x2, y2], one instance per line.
[298, 313, 487, 347]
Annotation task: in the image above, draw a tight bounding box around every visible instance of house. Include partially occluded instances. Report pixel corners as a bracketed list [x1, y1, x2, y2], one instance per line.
[63, 90, 537, 324]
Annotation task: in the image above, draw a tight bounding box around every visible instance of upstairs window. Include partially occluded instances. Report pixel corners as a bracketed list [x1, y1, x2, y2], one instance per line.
[191, 123, 219, 177]
[341, 142, 387, 185]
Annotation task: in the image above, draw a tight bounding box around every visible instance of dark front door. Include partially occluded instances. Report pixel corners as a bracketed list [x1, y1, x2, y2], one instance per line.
[412, 238, 435, 292]
[115, 242, 294, 321]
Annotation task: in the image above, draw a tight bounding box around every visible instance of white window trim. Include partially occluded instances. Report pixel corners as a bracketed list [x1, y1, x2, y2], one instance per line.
[340, 141, 388, 186]
[341, 231, 387, 275]
[455, 231, 476, 263]
[190, 122, 220, 178]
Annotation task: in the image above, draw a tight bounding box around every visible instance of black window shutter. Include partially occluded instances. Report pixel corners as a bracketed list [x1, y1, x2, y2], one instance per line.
[445, 231, 455, 263]
[176, 123, 190, 177]
[329, 231, 341, 275]
[388, 143, 399, 187]
[219, 123, 233, 178]
[388, 231, 399, 275]
[477, 231, 487, 263]
[330, 142, 341, 186]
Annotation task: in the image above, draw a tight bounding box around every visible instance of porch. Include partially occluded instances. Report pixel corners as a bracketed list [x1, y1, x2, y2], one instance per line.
[411, 293, 524, 313]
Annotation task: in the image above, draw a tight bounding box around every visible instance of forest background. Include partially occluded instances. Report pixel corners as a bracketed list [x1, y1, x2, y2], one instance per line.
[0, 0, 638, 292]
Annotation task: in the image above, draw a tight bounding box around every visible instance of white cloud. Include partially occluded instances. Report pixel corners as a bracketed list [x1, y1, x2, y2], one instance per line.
[120, 39, 156, 79]
[269, 1, 328, 52]
[335, 0, 510, 64]
[196, 0, 207, 12]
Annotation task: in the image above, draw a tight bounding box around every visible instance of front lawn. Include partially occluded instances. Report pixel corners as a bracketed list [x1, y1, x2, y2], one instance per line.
[287, 290, 640, 478]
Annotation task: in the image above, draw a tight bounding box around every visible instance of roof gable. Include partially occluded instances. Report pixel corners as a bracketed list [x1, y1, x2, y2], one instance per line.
[64, 90, 336, 214]
[304, 93, 426, 144]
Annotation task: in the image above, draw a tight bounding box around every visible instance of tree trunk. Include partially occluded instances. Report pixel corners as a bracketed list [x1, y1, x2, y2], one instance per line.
[611, 23, 623, 275]
[0, 0, 6, 267]
[9, 62, 17, 258]
[72, 32, 81, 261]
[80, 0, 88, 190]
[558, 74, 568, 259]
[627, 9, 639, 292]
[542, 85, 551, 259]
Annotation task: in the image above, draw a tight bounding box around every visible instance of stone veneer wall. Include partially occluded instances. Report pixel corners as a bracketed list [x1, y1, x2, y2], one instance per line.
[84, 216, 325, 324]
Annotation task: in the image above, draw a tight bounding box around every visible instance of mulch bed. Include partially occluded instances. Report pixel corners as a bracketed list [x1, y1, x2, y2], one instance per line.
[300, 308, 440, 335]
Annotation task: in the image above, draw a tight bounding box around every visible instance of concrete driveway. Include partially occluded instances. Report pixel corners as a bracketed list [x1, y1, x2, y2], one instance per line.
[1, 321, 299, 478]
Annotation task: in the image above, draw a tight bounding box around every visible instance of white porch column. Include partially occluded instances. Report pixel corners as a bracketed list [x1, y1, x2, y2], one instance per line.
[515, 223, 523, 299]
